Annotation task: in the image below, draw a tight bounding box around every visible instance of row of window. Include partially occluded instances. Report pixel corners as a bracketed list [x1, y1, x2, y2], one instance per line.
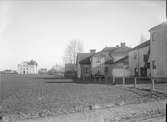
[133, 52, 148, 62]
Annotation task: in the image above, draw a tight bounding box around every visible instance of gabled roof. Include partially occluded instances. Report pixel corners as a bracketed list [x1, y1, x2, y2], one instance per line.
[149, 21, 167, 32]
[79, 56, 91, 64]
[105, 59, 114, 64]
[77, 53, 93, 63]
[105, 55, 128, 65]
[130, 40, 150, 51]
[114, 56, 128, 64]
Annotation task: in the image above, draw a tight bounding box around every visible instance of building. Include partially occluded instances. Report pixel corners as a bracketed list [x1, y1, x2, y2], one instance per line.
[105, 56, 130, 78]
[128, 40, 150, 77]
[76, 49, 95, 78]
[79, 56, 92, 80]
[17, 60, 38, 74]
[65, 63, 76, 72]
[90, 43, 131, 79]
[149, 21, 167, 78]
[0, 69, 17, 74]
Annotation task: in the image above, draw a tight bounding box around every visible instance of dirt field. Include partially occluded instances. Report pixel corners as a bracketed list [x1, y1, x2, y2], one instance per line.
[0, 74, 166, 121]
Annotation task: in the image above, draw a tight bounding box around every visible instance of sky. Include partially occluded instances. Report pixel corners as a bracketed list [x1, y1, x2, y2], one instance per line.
[0, 0, 166, 70]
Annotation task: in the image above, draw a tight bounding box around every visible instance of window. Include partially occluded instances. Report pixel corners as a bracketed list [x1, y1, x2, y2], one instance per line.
[143, 54, 148, 62]
[152, 60, 156, 69]
[84, 67, 88, 74]
[134, 52, 137, 60]
[104, 67, 109, 74]
[147, 63, 150, 69]
[96, 56, 100, 63]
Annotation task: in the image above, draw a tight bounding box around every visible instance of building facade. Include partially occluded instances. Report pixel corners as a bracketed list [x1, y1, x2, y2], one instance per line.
[105, 56, 130, 79]
[76, 49, 95, 78]
[149, 21, 167, 78]
[17, 60, 38, 74]
[91, 43, 131, 79]
[79, 56, 91, 80]
[128, 40, 150, 77]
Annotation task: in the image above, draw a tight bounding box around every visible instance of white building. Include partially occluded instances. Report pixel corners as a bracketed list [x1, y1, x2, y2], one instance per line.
[17, 60, 38, 74]
[149, 21, 167, 78]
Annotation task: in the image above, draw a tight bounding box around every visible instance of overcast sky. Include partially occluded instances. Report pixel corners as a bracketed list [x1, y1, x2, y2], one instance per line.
[0, 0, 166, 70]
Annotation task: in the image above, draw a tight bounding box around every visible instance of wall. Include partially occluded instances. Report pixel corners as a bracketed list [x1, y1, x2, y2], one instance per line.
[91, 54, 105, 76]
[17, 63, 38, 74]
[80, 64, 91, 79]
[150, 27, 167, 77]
[128, 46, 149, 76]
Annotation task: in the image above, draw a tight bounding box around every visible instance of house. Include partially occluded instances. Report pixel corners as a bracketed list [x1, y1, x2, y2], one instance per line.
[128, 40, 150, 77]
[79, 56, 92, 80]
[149, 21, 167, 78]
[17, 60, 38, 74]
[105, 56, 130, 78]
[91, 42, 131, 79]
[76, 49, 95, 78]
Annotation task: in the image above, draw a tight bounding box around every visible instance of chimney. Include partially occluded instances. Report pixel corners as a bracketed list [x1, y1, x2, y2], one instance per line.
[120, 42, 125, 47]
[90, 49, 96, 54]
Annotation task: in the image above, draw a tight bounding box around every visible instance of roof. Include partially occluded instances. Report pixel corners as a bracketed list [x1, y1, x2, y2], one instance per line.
[105, 59, 114, 64]
[77, 53, 93, 63]
[105, 55, 128, 64]
[79, 56, 91, 64]
[101, 47, 116, 52]
[114, 56, 128, 64]
[149, 21, 167, 32]
[130, 40, 150, 51]
[19, 60, 38, 66]
[27, 60, 38, 65]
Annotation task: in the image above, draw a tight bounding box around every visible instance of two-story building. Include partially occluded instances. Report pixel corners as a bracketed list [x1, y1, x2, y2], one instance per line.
[76, 49, 96, 79]
[17, 60, 38, 74]
[79, 56, 92, 80]
[128, 40, 150, 77]
[149, 21, 167, 78]
[91, 43, 131, 79]
[105, 56, 130, 79]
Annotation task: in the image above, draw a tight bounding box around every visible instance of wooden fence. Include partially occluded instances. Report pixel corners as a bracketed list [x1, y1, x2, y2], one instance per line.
[112, 76, 167, 91]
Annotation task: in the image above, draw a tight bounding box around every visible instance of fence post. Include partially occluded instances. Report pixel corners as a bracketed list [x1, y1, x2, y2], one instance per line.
[134, 77, 137, 88]
[151, 79, 155, 91]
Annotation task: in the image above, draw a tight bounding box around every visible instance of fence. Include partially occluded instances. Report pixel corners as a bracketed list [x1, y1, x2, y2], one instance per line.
[111, 76, 167, 92]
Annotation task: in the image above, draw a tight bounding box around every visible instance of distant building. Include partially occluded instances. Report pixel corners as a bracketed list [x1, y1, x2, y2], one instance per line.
[0, 69, 17, 74]
[128, 40, 150, 77]
[76, 49, 95, 78]
[65, 63, 76, 72]
[38, 68, 48, 74]
[149, 21, 167, 78]
[17, 60, 38, 74]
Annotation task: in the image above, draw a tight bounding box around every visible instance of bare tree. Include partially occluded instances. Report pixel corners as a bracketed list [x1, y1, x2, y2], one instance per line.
[63, 40, 83, 64]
